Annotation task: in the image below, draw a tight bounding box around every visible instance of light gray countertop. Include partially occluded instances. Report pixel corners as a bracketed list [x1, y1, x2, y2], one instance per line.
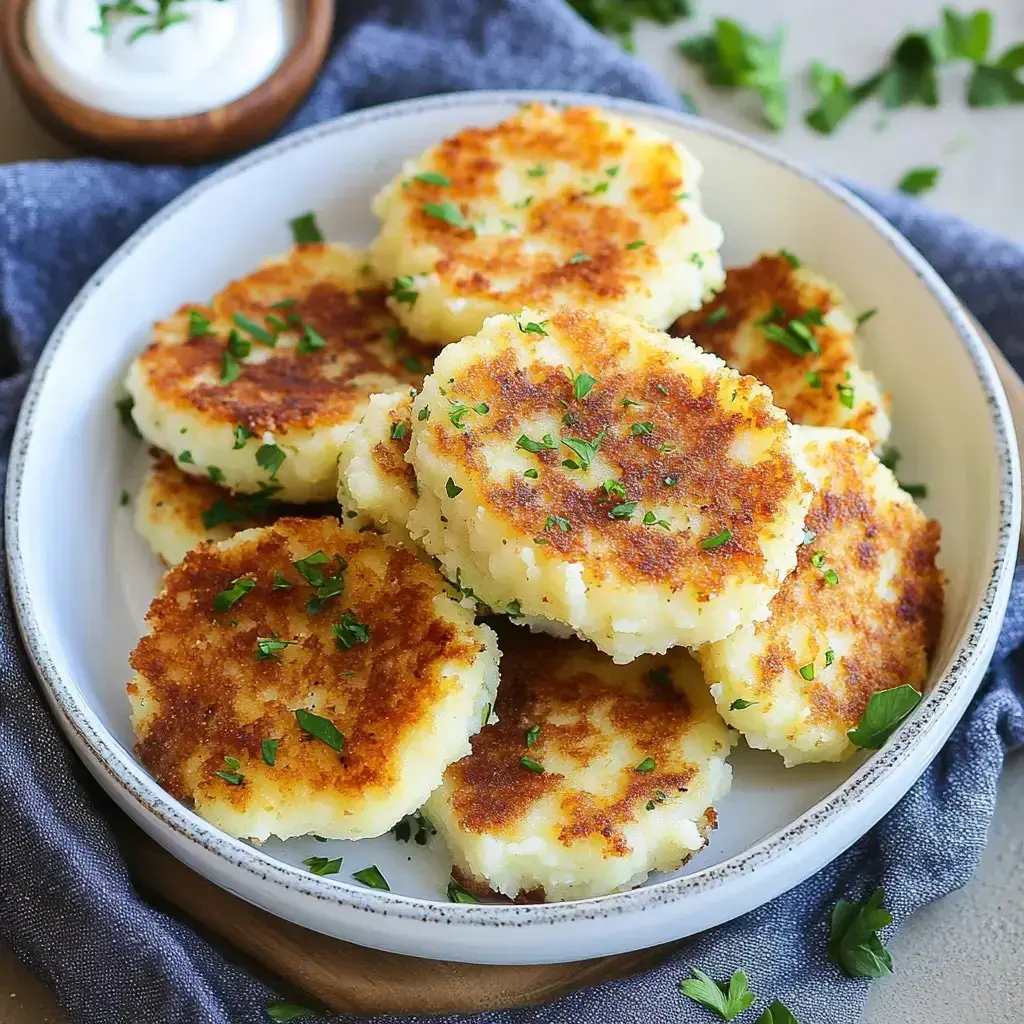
[1, 4, 1022, 1022]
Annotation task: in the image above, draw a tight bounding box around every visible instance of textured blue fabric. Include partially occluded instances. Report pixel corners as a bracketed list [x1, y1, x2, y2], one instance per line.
[1, 2, 1022, 1023]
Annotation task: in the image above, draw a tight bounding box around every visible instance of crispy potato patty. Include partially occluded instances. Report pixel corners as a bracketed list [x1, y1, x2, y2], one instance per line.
[135, 452, 333, 565]
[125, 244, 428, 502]
[371, 103, 724, 345]
[336, 390, 418, 544]
[697, 426, 943, 766]
[407, 307, 813, 661]
[672, 253, 891, 448]
[425, 622, 735, 902]
[128, 517, 500, 841]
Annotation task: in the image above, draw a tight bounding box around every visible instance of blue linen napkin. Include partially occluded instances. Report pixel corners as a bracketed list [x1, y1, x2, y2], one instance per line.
[1, 2, 1022, 1022]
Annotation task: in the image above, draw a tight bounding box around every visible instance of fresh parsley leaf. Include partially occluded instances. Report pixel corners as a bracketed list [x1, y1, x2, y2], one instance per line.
[526, 164, 546, 177]
[188, 310, 213, 337]
[266, 1000, 316, 1021]
[518, 318, 549, 335]
[847, 684, 922, 749]
[390, 276, 418, 307]
[353, 865, 390, 890]
[824, 568, 840, 585]
[423, 200, 470, 230]
[608, 501, 637, 520]
[828, 887, 894, 978]
[568, 0, 694, 52]
[256, 443, 286, 479]
[603, 479, 627, 500]
[635, 756, 656, 772]
[561, 429, 606, 470]
[805, 62, 882, 134]
[523, 468, 539, 480]
[200, 486, 280, 529]
[681, 967, 757, 1021]
[519, 756, 545, 774]
[118, 489, 130, 507]
[756, 1000, 800, 1024]
[214, 577, 255, 612]
[900, 481, 928, 498]
[333, 611, 370, 650]
[779, 248, 801, 268]
[445, 477, 463, 498]
[938, 7, 992, 63]
[880, 32, 941, 110]
[517, 433, 557, 453]
[678, 19, 788, 130]
[303, 856, 342, 877]
[568, 252, 590, 265]
[701, 527, 732, 550]
[390, 421, 408, 441]
[207, 466, 224, 485]
[967, 52, 1024, 107]
[292, 552, 329, 588]
[414, 171, 451, 186]
[295, 322, 326, 354]
[572, 371, 597, 400]
[897, 166, 940, 196]
[177, 450, 194, 465]
[295, 708, 345, 752]
[625, 239, 646, 250]
[856, 308, 878, 325]
[730, 699, 757, 710]
[214, 761, 243, 785]
[631, 421, 654, 436]
[115, 396, 141, 438]
[232, 424, 254, 449]
[256, 637, 295, 660]
[544, 514, 571, 533]
[525, 724, 541, 747]
[706, 306, 729, 324]
[837, 382, 856, 409]
[261, 738, 279, 766]
[799, 661, 815, 681]
[447, 877, 480, 903]
[806, 370, 823, 389]
[290, 212, 323, 245]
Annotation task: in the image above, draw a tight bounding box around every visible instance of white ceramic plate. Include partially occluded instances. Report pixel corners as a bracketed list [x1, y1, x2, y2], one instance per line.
[7, 91, 1020, 965]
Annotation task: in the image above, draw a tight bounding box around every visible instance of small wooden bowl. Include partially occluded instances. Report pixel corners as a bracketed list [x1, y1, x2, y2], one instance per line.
[0, 0, 334, 164]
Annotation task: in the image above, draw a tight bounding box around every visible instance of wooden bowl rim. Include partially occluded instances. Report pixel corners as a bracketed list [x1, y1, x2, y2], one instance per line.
[0, 0, 334, 140]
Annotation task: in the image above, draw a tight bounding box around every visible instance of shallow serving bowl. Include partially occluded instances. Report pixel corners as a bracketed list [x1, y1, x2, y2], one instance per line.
[6, 91, 1019, 966]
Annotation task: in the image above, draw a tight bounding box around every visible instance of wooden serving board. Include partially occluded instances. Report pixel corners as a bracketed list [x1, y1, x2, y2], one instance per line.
[111, 321, 1024, 1017]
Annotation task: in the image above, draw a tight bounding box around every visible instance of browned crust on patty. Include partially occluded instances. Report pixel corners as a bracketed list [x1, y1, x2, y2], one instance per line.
[136, 246, 428, 435]
[672, 254, 889, 444]
[442, 622, 708, 856]
[428, 307, 803, 591]
[129, 518, 483, 812]
[370, 398, 416, 489]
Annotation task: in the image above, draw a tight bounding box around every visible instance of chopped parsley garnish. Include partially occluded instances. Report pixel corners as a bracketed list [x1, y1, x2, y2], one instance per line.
[519, 756, 545, 774]
[303, 856, 342, 877]
[414, 171, 451, 186]
[447, 400, 488, 429]
[572, 371, 597, 400]
[543, 514, 570, 534]
[525, 724, 541, 747]
[423, 200, 470, 230]
[828, 887, 894, 977]
[333, 611, 370, 650]
[266, 1000, 315, 1022]
[119, 489, 130, 507]
[289, 212, 323, 244]
[608, 501, 637, 520]
[201, 485, 280, 530]
[635, 756, 656, 772]
[514, 434, 553, 457]
[115, 395, 141, 438]
[603, 479, 627, 500]
[758, 306, 823, 357]
[256, 637, 295, 660]
[706, 306, 729, 324]
[261, 738, 279, 766]
[856, 308, 878, 325]
[392, 812, 436, 845]
[630, 421, 654, 436]
[730, 699, 757, 710]
[621, 397, 644, 408]
[689, 252, 706, 269]
[681, 967, 757, 1021]
[663, 475, 679, 487]
[561, 428, 606, 470]
[353, 865, 390, 891]
[848, 684, 922, 749]
[295, 322, 326, 354]
[900, 482, 928, 498]
[188, 310, 213, 337]
[679, 18, 787, 129]
[214, 767, 243, 786]
[447, 878, 480, 903]
[824, 568, 840, 586]
[806, 370, 823, 389]
[526, 164, 546, 177]
[584, 180, 610, 197]
[232, 424, 254, 449]
[798, 662, 815, 681]
[445, 478, 463, 498]
[295, 708, 345, 752]
[480, 702, 492, 728]
[811, 551, 827, 568]
[390, 422, 408, 441]
[625, 239, 646, 250]
[232, 312, 276, 347]
[518, 318, 549, 335]
[882, 444, 901, 470]
[213, 577, 255, 612]
[256, 443, 286, 479]
[390, 276, 418, 306]
[568, 252, 591, 264]
[418, 405, 431, 422]
[513, 195, 533, 209]
[897, 166, 940, 196]
[207, 466, 224, 484]
[569, 0, 693, 51]
[825, 648, 835, 667]
[701, 527, 732, 550]
[506, 599, 523, 618]
[178, 450, 194, 465]
[642, 511, 670, 529]
[523, 468, 539, 480]
[293, 553, 334, 588]
[779, 248, 801, 268]
[226, 329, 251, 359]
[837, 383, 856, 409]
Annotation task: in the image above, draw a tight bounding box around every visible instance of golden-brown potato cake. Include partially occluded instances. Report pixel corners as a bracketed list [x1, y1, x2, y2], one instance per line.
[371, 103, 725, 345]
[128, 517, 500, 841]
[425, 623, 735, 902]
[672, 253, 891, 448]
[135, 451, 333, 566]
[336, 390, 418, 545]
[407, 306, 813, 661]
[125, 244, 429, 502]
[697, 426, 943, 766]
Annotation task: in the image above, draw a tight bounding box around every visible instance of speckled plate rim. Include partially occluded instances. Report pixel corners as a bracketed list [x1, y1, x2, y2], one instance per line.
[6, 90, 1020, 936]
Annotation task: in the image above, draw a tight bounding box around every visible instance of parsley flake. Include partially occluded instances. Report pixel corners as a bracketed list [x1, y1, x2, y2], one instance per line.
[115, 395, 141, 438]
[447, 878, 480, 903]
[266, 1000, 315, 1022]
[608, 501, 637, 520]
[848, 685, 922, 749]
[333, 611, 370, 650]
[423, 200, 470, 230]
[445, 478, 463, 498]
[390, 276, 418, 307]
[572, 371, 597, 400]
[256, 444, 286, 479]
[261, 738, 279, 766]
[232, 425, 254, 449]
[353, 865, 391, 890]
[730, 699, 757, 710]
[635, 756, 656, 772]
[295, 708, 344, 752]
[897, 166, 940, 196]
[290, 212, 323, 244]
[701, 528, 732, 550]
[390, 422, 408, 441]
[603, 479, 627, 500]
[188, 310, 213, 337]
[414, 171, 451, 186]
[525, 724, 541, 747]
[214, 577, 255, 612]
[625, 239, 646, 250]
[544, 514, 570, 533]
[520, 756, 545, 774]
[568, 252, 591, 265]
[518, 318, 549, 336]
[517, 433, 557, 454]
[631, 421, 654, 436]
[526, 164, 546, 177]
[256, 637, 295, 660]
[303, 856, 343, 877]
[706, 306, 729, 324]
[799, 662, 815, 682]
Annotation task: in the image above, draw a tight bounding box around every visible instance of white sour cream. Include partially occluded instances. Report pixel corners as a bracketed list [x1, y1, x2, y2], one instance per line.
[26, 0, 296, 120]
